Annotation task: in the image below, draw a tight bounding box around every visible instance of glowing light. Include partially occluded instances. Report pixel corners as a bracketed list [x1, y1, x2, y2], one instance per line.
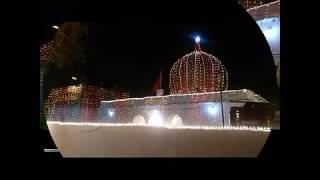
[52, 25, 59, 29]
[133, 115, 146, 124]
[262, 28, 278, 41]
[256, 17, 280, 50]
[207, 104, 217, 115]
[171, 115, 183, 127]
[148, 110, 163, 126]
[44, 149, 59, 152]
[72, 77, 77, 80]
[45, 86, 267, 125]
[108, 110, 114, 117]
[195, 36, 200, 43]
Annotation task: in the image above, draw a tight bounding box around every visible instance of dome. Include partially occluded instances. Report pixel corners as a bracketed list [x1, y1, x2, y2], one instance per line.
[169, 38, 228, 94]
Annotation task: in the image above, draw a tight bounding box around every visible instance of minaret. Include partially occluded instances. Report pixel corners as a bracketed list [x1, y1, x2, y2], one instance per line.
[156, 70, 164, 96]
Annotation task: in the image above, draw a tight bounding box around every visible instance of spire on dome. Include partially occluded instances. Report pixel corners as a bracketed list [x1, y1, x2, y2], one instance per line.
[170, 37, 228, 94]
[195, 36, 201, 51]
[195, 36, 200, 43]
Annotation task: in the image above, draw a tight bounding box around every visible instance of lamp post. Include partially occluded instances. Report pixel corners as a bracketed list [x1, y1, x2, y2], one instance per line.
[220, 88, 225, 127]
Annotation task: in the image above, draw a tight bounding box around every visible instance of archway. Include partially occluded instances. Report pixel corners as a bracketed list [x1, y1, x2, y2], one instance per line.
[168, 114, 183, 127]
[132, 114, 146, 125]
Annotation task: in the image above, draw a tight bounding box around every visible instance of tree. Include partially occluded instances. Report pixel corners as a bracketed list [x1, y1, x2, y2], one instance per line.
[41, 23, 97, 129]
[47, 22, 90, 67]
[44, 22, 93, 91]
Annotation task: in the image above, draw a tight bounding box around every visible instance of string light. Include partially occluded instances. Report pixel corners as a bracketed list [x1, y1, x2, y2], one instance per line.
[247, 0, 280, 21]
[40, 41, 53, 64]
[45, 84, 130, 122]
[169, 38, 228, 94]
[239, 0, 278, 10]
[47, 121, 271, 132]
[46, 87, 269, 127]
[102, 89, 267, 104]
[43, 31, 272, 128]
[40, 41, 54, 110]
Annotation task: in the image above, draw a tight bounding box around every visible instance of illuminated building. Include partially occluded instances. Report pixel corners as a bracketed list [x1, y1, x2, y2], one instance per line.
[246, 0, 280, 87]
[45, 37, 275, 157]
[44, 84, 130, 122]
[46, 89, 273, 126]
[45, 39, 274, 127]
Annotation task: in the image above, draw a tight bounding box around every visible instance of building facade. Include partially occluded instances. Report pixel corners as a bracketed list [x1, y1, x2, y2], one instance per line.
[246, 0, 280, 87]
[44, 84, 130, 122]
[46, 89, 274, 127]
[237, 0, 277, 9]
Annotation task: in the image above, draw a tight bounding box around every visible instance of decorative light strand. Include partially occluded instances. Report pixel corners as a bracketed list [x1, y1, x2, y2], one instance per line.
[45, 84, 130, 121]
[247, 0, 280, 20]
[40, 41, 53, 64]
[47, 121, 271, 132]
[169, 40, 228, 94]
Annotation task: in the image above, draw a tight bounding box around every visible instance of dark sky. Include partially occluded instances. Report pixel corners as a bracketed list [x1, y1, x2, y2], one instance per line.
[41, 1, 278, 102]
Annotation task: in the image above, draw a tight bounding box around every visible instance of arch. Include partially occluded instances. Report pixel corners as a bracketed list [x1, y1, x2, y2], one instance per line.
[167, 114, 183, 127]
[132, 114, 146, 125]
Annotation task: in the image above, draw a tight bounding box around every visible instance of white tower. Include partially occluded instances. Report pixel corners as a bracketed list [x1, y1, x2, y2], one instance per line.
[156, 71, 164, 96]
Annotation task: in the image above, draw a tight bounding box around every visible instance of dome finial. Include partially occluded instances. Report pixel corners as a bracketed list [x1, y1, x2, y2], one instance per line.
[194, 36, 201, 51]
[195, 36, 200, 43]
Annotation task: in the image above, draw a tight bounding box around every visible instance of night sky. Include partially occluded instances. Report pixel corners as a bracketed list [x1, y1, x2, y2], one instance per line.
[40, 1, 278, 102]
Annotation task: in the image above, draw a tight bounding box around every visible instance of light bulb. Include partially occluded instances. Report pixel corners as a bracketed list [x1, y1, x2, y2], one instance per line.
[195, 36, 200, 43]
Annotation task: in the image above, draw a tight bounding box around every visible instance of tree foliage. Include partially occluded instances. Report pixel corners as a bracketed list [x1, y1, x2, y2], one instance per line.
[47, 22, 90, 66]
